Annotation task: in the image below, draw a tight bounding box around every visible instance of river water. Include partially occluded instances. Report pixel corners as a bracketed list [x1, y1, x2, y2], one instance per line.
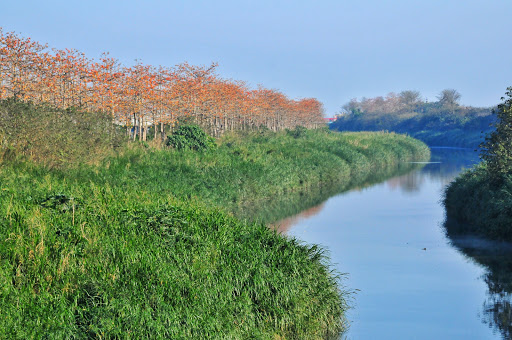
[278, 147, 512, 339]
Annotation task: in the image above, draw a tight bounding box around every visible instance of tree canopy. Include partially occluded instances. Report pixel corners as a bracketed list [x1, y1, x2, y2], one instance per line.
[480, 86, 512, 181]
[437, 89, 461, 113]
[0, 27, 324, 139]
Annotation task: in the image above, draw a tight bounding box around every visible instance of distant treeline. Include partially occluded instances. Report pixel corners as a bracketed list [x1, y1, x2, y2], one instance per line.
[331, 89, 496, 148]
[0, 28, 324, 140]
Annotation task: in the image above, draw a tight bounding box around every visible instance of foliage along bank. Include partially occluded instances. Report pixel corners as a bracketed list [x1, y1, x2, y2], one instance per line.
[331, 89, 495, 148]
[444, 87, 512, 241]
[0, 101, 430, 338]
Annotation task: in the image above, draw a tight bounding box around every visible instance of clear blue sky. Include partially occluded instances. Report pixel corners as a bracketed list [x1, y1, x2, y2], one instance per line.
[2, 0, 511, 116]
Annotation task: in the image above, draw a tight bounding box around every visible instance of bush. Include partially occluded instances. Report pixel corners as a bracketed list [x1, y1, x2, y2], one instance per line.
[443, 87, 512, 241]
[166, 125, 216, 151]
[0, 99, 124, 168]
[444, 164, 512, 241]
[286, 126, 308, 138]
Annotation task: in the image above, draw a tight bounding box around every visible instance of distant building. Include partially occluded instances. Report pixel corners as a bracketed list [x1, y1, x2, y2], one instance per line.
[322, 117, 337, 124]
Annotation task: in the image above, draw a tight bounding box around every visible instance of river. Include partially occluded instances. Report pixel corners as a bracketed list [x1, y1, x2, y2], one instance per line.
[277, 147, 511, 339]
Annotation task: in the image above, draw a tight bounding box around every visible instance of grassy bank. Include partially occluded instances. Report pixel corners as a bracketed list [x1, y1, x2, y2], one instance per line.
[91, 129, 430, 222]
[444, 164, 512, 241]
[0, 101, 430, 338]
[0, 185, 346, 338]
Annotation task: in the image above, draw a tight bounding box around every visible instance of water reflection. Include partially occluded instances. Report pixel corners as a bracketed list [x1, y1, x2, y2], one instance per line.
[448, 233, 512, 339]
[271, 202, 326, 233]
[432, 148, 512, 339]
[278, 147, 498, 339]
[386, 147, 480, 194]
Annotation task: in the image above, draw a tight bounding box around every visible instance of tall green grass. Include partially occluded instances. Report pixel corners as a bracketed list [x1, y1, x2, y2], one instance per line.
[0, 115, 430, 337]
[83, 129, 430, 221]
[0, 181, 348, 338]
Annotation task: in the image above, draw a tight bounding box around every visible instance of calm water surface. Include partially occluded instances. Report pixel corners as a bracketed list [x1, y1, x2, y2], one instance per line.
[280, 148, 510, 339]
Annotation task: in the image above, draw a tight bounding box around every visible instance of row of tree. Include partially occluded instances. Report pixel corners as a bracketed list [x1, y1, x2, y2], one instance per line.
[341, 89, 467, 116]
[0, 28, 324, 140]
[332, 89, 495, 148]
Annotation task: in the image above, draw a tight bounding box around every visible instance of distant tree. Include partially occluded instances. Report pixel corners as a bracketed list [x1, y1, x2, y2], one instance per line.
[384, 92, 400, 113]
[437, 89, 461, 114]
[342, 98, 362, 115]
[399, 90, 422, 111]
[480, 86, 512, 182]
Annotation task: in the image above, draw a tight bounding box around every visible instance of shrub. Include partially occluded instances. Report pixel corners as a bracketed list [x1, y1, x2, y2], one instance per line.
[286, 126, 308, 138]
[0, 99, 124, 168]
[166, 125, 216, 151]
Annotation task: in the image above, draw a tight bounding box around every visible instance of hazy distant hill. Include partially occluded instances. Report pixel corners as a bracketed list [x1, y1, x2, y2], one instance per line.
[331, 90, 496, 148]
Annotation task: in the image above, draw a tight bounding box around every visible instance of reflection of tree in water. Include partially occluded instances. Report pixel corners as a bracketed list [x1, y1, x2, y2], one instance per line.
[384, 148, 480, 194]
[386, 172, 424, 193]
[483, 276, 512, 339]
[447, 233, 512, 339]
[271, 203, 326, 233]
[439, 148, 509, 337]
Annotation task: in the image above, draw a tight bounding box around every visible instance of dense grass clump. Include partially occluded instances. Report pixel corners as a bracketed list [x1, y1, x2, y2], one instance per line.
[0, 180, 347, 338]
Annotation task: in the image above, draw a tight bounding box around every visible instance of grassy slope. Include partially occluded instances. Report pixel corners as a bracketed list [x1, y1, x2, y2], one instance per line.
[95, 129, 430, 219]
[0, 124, 430, 338]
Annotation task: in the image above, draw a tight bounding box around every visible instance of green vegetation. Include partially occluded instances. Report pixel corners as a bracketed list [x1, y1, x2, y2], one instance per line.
[0, 99, 124, 168]
[444, 87, 512, 241]
[0, 183, 346, 338]
[235, 160, 425, 225]
[166, 124, 216, 151]
[480, 87, 512, 181]
[331, 89, 495, 148]
[0, 100, 430, 338]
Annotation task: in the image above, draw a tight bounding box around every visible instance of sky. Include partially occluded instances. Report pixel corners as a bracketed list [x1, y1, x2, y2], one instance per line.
[1, 0, 511, 116]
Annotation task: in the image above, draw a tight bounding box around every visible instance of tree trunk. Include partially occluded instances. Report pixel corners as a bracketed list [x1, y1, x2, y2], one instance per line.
[160, 122, 165, 142]
[132, 113, 137, 141]
[142, 116, 147, 141]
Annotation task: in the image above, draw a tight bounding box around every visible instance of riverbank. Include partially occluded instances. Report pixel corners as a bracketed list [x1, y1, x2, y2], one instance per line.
[444, 87, 512, 243]
[444, 164, 512, 242]
[95, 129, 430, 222]
[0, 118, 429, 337]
